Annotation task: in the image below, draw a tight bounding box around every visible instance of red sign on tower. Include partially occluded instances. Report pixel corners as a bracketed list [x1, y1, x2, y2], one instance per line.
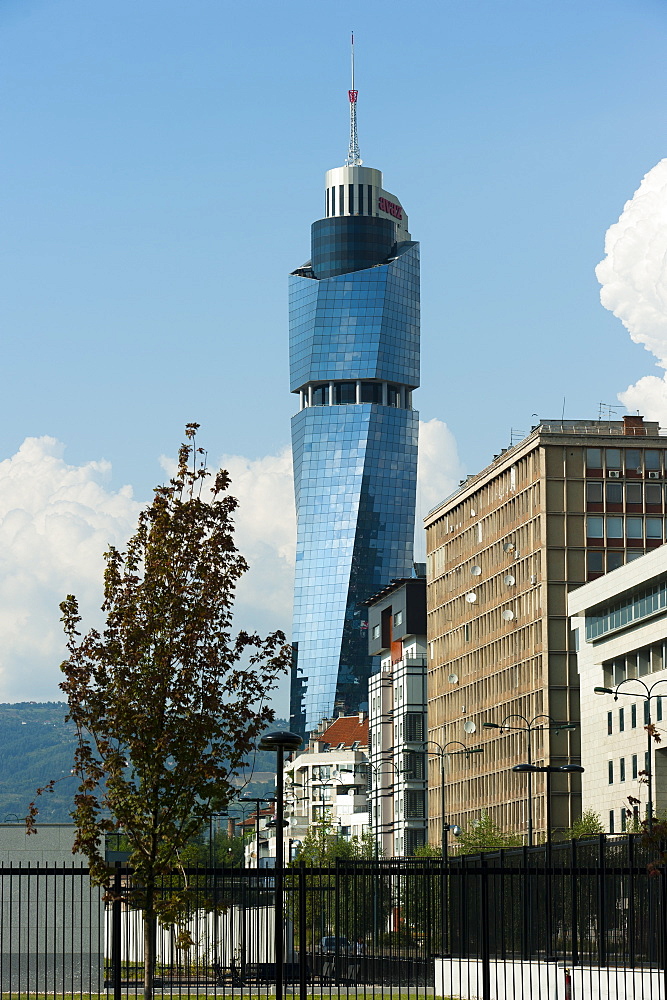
[348, 90, 358, 103]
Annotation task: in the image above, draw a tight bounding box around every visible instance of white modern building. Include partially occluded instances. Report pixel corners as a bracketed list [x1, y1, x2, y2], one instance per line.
[366, 576, 428, 856]
[569, 545, 667, 833]
[284, 715, 370, 845]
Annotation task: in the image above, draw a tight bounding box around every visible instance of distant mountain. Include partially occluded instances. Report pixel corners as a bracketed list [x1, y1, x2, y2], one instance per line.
[0, 703, 287, 824]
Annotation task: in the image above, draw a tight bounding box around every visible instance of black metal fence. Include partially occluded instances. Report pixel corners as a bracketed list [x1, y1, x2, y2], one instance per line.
[0, 836, 666, 998]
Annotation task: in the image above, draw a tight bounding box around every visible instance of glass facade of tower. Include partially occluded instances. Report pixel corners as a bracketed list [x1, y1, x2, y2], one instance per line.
[289, 199, 420, 736]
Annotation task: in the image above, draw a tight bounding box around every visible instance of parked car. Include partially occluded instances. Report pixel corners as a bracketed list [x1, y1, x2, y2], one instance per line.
[320, 936, 351, 955]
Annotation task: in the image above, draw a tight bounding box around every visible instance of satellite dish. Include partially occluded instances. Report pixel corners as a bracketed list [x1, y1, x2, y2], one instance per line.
[502, 609, 515, 622]
[503, 541, 515, 552]
[465, 592, 477, 603]
[470, 565, 482, 576]
[448, 673, 459, 685]
[463, 720, 477, 734]
[504, 574, 516, 586]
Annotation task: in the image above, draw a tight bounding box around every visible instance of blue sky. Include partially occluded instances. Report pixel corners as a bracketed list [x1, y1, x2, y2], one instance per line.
[1, 0, 666, 709]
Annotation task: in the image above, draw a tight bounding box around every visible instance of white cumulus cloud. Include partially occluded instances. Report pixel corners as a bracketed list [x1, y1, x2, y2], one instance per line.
[596, 158, 667, 420]
[0, 423, 461, 713]
[0, 437, 141, 702]
[415, 418, 464, 560]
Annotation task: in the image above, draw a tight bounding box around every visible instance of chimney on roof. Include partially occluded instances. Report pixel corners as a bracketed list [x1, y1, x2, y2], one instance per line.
[358, 711, 366, 723]
[623, 415, 647, 436]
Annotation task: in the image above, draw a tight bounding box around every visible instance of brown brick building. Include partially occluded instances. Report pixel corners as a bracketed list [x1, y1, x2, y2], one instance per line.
[424, 416, 667, 842]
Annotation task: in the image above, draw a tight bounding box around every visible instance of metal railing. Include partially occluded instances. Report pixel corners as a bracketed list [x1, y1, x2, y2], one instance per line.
[0, 837, 666, 999]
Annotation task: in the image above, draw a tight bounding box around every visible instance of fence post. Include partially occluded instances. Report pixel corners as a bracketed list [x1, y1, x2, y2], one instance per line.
[570, 838, 579, 966]
[299, 861, 307, 1000]
[597, 833, 607, 967]
[661, 865, 667, 1000]
[480, 856, 491, 1000]
[112, 864, 122, 1000]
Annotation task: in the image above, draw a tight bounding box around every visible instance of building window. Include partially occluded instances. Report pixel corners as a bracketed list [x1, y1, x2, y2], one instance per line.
[607, 552, 624, 571]
[348, 184, 354, 215]
[647, 483, 663, 504]
[339, 185, 344, 215]
[632, 754, 638, 779]
[621, 810, 627, 832]
[587, 516, 604, 538]
[607, 711, 612, 735]
[606, 516, 624, 538]
[644, 701, 650, 725]
[586, 482, 603, 503]
[606, 482, 623, 504]
[631, 704, 637, 728]
[394, 610, 403, 628]
[405, 713, 424, 742]
[619, 708, 624, 732]
[647, 518, 663, 539]
[645, 750, 650, 774]
[606, 449, 621, 469]
[358, 183, 364, 215]
[387, 384, 401, 407]
[331, 186, 336, 215]
[626, 517, 643, 539]
[646, 450, 661, 471]
[334, 382, 356, 404]
[588, 551, 604, 574]
[360, 381, 383, 403]
[311, 384, 328, 406]
[658, 697, 663, 722]
[586, 448, 602, 468]
[609, 811, 615, 833]
[626, 482, 643, 503]
[620, 758, 626, 782]
[372, 624, 380, 640]
[608, 761, 614, 784]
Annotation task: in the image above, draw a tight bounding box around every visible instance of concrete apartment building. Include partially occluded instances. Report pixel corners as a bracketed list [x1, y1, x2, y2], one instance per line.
[570, 545, 667, 833]
[284, 714, 370, 847]
[366, 576, 428, 856]
[424, 415, 667, 843]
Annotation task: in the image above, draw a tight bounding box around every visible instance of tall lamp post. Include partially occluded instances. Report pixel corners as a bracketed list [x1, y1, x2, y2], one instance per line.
[483, 714, 577, 847]
[424, 741, 483, 859]
[595, 678, 667, 831]
[257, 731, 302, 1000]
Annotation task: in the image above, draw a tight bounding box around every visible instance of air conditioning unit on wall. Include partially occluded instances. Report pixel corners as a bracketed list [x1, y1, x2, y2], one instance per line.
[649, 471, 661, 480]
[608, 470, 621, 478]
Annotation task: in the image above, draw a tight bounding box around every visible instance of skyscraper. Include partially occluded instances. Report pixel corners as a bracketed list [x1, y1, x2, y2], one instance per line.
[289, 58, 420, 737]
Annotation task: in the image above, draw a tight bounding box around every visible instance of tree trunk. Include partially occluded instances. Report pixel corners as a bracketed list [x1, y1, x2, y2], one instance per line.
[144, 886, 155, 1000]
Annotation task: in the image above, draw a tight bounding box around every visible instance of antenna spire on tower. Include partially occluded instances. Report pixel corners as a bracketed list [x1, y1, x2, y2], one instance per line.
[345, 32, 362, 166]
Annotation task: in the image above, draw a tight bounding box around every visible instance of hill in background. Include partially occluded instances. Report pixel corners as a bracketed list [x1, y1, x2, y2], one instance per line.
[0, 703, 286, 825]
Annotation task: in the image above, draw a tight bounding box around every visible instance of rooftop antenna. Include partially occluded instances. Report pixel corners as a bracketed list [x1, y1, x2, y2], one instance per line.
[345, 32, 362, 166]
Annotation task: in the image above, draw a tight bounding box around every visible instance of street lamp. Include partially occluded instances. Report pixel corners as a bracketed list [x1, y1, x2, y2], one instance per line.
[512, 763, 585, 843]
[424, 741, 483, 860]
[595, 678, 667, 831]
[257, 731, 302, 1000]
[483, 714, 577, 847]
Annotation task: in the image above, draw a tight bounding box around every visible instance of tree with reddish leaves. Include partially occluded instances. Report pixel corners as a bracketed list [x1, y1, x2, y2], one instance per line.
[28, 424, 290, 999]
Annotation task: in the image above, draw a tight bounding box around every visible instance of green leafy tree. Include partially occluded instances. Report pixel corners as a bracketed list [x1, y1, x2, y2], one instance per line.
[289, 824, 388, 948]
[28, 425, 290, 1000]
[562, 809, 604, 840]
[456, 811, 522, 854]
